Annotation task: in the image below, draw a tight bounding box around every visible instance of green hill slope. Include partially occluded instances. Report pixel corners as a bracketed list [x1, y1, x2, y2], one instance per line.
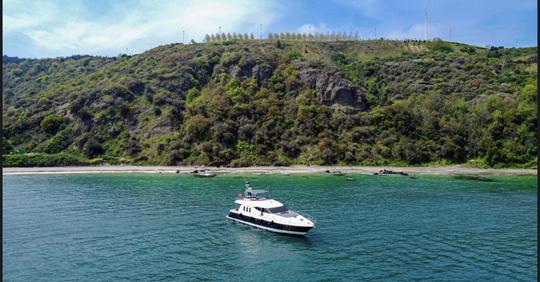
[2, 39, 537, 167]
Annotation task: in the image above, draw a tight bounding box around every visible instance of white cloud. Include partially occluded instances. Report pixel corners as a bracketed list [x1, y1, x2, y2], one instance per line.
[3, 1, 59, 32]
[3, 0, 279, 56]
[4, 14, 46, 31]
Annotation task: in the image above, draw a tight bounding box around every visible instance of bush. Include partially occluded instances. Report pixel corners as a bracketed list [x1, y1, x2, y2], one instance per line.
[41, 135, 68, 154]
[429, 41, 452, 53]
[184, 115, 210, 140]
[84, 138, 104, 157]
[3, 137, 15, 154]
[330, 52, 347, 65]
[3, 153, 90, 167]
[40, 114, 65, 134]
[287, 49, 302, 60]
[185, 88, 201, 104]
[460, 46, 476, 54]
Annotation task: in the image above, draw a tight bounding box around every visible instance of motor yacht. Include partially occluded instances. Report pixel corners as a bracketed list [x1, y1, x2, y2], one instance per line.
[227, 182, 315, 235]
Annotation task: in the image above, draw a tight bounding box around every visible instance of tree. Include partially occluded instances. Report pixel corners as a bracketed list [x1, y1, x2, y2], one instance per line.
[186, 88, 201, 103]
[40, 115, 65, 135]
[185, 114, 211, 140]
[84, 138, 104, 157]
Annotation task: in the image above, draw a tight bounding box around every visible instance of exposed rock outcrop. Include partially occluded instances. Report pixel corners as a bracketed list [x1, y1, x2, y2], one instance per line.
[144, 117, 174, 138]
[215, 51, 274, 87]
[293, 61, 368, 110]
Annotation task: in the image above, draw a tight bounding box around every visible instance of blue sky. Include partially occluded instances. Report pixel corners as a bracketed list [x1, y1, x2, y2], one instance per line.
[3, 0, 537, 58]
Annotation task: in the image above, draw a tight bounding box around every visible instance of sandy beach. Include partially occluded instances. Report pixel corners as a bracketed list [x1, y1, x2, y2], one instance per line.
[2, 165, 536, 176]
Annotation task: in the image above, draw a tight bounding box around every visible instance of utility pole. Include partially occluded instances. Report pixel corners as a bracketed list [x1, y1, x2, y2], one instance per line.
[259, 24, 262, 39]
[182, 30, 185, 44]
[424, 0, 428, 41]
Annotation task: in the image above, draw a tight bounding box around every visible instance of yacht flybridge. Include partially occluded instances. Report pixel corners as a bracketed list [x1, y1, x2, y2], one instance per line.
[227, 182, 315, 235]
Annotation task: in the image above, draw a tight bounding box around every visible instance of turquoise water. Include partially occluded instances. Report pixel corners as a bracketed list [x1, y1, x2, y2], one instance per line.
[3, 173, 537, 281]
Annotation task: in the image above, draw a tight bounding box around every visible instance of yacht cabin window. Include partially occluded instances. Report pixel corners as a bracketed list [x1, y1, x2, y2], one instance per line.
[266, 206, 288, 213]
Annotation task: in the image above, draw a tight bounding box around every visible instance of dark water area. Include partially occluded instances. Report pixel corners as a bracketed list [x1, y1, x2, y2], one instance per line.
[3, 174, 537, 281]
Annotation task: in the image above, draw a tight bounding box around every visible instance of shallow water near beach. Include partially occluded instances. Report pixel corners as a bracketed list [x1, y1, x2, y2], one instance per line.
[3, 173, 537, 281]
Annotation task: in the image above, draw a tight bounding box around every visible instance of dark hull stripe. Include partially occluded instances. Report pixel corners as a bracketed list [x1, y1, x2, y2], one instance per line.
[228, 212, 313, 233]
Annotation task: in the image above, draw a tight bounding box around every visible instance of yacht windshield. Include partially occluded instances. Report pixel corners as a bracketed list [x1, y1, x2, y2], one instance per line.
[267, 206, 288, 213]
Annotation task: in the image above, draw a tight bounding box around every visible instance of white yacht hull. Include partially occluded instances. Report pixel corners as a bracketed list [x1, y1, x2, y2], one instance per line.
[226, 215, 312, 235]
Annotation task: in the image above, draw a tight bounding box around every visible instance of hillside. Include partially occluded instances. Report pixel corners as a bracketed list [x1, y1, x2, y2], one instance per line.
[2, 39, 537, 167]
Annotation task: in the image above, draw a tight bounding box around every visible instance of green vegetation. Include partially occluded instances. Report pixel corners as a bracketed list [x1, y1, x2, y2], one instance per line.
[2, 40, 537, 168]
[3, 153, 91, 167]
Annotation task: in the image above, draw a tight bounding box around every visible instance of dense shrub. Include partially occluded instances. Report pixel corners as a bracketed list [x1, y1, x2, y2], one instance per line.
[84, 138, 104, 157]
[3, 153, 90, 167]
[40, 115, 65, 135]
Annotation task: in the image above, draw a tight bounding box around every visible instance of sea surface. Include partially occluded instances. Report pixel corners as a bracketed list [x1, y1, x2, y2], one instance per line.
[3, 173, 537, 281]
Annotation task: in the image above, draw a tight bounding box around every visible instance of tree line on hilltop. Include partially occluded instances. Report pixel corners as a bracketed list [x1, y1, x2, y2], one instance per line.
[204, 31, 363, 42]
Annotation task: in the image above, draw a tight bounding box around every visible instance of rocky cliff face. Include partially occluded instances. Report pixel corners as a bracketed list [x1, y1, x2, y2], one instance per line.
[215, 51, 274, 88]
[218, 53, 368, 109]
[294, 61, 368, 110]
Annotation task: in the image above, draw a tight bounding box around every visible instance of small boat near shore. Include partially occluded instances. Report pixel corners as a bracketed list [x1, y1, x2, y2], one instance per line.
[227, 182, 315, 235]
[373, 169, 408, 176]
[191, 170, 216, 177]
[325, 170, 344, 176]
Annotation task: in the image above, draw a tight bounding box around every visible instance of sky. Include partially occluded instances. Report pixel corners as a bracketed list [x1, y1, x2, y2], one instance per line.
[3, 0, 537, 58]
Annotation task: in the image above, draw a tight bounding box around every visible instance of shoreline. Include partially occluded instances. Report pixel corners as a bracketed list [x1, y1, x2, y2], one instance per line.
[2, 165, 536, 176]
